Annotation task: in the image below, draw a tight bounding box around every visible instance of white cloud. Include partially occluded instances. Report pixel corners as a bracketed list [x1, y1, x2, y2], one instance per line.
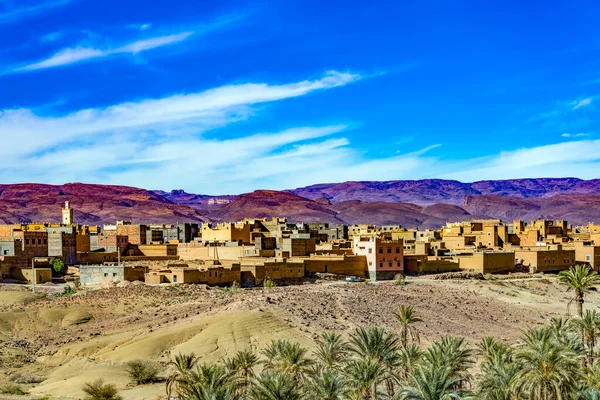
[0, 71, 362, 192]
[0, 0, 71, 25]
[16, 32, 193, 71]
[561, 132, 591, 138]
[571, 97, 593, 110]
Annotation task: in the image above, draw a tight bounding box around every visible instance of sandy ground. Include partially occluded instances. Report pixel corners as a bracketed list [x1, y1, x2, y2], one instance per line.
[0, 275, 594, 399]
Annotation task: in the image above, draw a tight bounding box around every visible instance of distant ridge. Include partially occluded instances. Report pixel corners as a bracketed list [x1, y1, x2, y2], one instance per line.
[0, 178, 599, 227]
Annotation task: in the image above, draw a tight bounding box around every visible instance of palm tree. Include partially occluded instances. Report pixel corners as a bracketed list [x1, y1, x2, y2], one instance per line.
[306, 369, 349, 400]
[393, 305, 423, 348]
[558, 264, 600, 318]
[396, 363, 472, 400]
[262, 339, 313, 381]
[477, 356, 520, 400]
[574, 310, 600, 366]
[348, 327, 401, 397]
[477, 337, 511, 364]
[223, 349, 259, 395]
[179, 364, 238, 400]
[345, 357, 386, 400]
[513, 327, 582, 400]
[166, 353, 198, 398]
[247, 371, 304, 400]
[314, 331, 348, 369]
[398, 344, 423, 384]
[423, 336, 473, 386]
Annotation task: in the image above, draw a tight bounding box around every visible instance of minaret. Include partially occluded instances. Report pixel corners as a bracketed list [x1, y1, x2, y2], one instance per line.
[62, 201, 73, 225]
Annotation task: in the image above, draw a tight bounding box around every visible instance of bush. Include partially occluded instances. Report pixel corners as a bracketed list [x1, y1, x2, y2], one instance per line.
[221, 281, 240, 296]
[61, 284, 76, 296]
[49, 258, 65, 274]
[263, 278, 277, 289]
[1, 383, 27, 395]
[126, 360, 159, 385]
[82, 379, 122, 400]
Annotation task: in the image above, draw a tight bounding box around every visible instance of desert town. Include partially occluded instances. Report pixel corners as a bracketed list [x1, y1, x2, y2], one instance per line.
[1, 201, 600, 288]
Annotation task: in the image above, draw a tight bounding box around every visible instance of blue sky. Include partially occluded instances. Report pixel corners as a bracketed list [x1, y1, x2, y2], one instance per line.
[1, 0, 599, 194]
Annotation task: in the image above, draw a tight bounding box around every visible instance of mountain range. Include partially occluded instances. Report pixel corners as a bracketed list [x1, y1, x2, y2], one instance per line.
[0, 178, 599, 228]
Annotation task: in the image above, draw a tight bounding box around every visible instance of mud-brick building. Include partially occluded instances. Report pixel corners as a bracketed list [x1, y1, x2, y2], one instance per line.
[79, 265, 147, 285]
[456, 251, 515, 274]
[514, 245, 575, 273]
[353, 236, 404, 280]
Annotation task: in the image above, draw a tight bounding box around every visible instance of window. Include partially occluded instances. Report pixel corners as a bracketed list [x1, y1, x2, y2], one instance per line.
[369, 262, 372, 266]
[488, 232, 491, 236]
[104, 273, 108, 277]
[44, 239, 47, 244]
[368, 248, 372, 254]
[25, 239, 30, 245]
[3, 250, 7, 255]
[38, 239, 41, 244]
[397, 262, 401, 267]
[173, 275, 177, 283]
[387, 248, 391, 254]
[378, 248, 383, 254]
[379, 263, 383, 268]
[389, 262, 392, 267]
[113, 273, 117, 277]
[586, 254, 591, 261]
[396, 248, 400, 253]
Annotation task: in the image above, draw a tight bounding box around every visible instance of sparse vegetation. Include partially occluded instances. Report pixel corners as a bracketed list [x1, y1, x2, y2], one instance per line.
[82, 379, 122, 400]
[1, 383, 27, 395]
[263, 278, 276, 289]
[153, 265, 600, 400]
[221, 281, 240, 296]
[126, 360, 159, 385]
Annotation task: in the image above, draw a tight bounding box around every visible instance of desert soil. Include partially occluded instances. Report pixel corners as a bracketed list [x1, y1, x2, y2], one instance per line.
[0, 275, 591, 399]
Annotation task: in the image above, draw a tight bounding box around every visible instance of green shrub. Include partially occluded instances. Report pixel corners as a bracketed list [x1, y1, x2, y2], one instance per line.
[125, 360, 159, 385]
[82, 379, 122, 400]
[49, 258, 65, 274]
[263, 278, 276, 289]
[61, 284, 75, 296]
[1, 383, 27, 395]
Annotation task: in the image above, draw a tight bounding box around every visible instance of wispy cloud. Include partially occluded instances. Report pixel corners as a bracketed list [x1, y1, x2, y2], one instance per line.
[0, 71, 362, 191]
[40, 31, 62, 43]
[571, 97, 593, 110]
[0, 0, 71, 25]
[561, 132, 591, 138]
[16, 31, 194, 71]
[527, 95, 595, 130]
[12, 13, 247, 73]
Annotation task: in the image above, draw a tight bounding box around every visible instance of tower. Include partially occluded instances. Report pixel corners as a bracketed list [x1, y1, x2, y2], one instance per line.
[62, 201, 73, 225]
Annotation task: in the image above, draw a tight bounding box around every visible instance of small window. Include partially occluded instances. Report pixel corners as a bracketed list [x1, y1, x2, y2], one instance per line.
[389, 262, 392, 267]
[379, 263, 383, 268]
[586, 255, 591, 261]
[44, 239, 47, 244]
[113, 273, 117, 277]
[104, 273, 108, 277]
[488, 232, 491, 236]
[397, 262, 401, 267]
[3, 250, 7, 255]
[378, 248, 383, 254]
[368, 248, 372, 254]
[396, 248, 400, 253]
[25, 239, 30, 245]
[387, 248, 391, 254]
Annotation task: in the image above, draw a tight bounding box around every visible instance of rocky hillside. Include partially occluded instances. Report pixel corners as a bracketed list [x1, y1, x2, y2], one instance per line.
[1, 179, 600, 227]
[0, 183, 207, 224]
[289, 178, 600, 205]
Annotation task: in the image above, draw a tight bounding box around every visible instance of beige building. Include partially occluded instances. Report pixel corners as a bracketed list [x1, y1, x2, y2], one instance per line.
[457, 251, 515, 274]
[515, 246, 575, 273]
[201, 223, 252, 245]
